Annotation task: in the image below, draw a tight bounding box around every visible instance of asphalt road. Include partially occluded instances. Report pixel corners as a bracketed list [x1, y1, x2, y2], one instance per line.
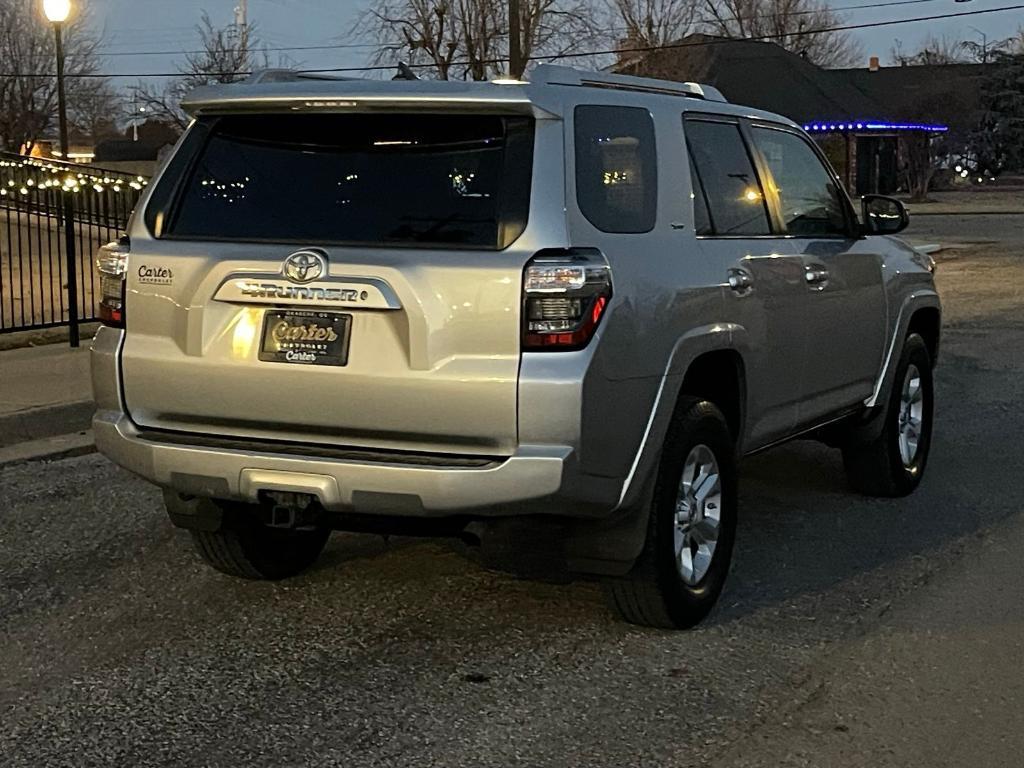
[2, 239, 1023, 767]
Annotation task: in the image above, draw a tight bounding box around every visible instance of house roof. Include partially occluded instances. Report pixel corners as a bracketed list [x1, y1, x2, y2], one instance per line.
[616, 34, 881, 124]
[828, 63, 995, 133]
[616, 35, 993, 131]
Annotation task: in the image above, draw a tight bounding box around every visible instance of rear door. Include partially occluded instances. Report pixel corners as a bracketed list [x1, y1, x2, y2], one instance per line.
[121, 111, 539, 456]
[684, 116, 810, 448]
[747, 124, 887, 423]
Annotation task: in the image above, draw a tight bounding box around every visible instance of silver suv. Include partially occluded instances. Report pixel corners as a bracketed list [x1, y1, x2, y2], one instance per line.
[91, 66, 940, 628]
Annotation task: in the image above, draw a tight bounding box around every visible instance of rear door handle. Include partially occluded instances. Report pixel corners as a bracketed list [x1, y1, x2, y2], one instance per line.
[727, 267, 754, 294]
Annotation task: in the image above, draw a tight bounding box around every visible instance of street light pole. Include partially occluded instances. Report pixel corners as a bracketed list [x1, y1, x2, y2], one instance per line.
[44, 0, 79, 347]
[968, 26, 989, 63]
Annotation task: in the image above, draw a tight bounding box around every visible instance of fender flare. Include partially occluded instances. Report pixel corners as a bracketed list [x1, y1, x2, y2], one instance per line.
[613, 322, 746, 513]
[865, 290, 942, 410]
[852, 290, 941, 443]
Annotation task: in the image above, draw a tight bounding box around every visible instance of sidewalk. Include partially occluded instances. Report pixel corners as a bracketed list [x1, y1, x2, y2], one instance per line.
[901, 187, 1024, 216]
[0, 342, 95, 464]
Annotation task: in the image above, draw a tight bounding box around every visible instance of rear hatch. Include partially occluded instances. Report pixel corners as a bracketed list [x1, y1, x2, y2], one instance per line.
[120, 110, 538, 456]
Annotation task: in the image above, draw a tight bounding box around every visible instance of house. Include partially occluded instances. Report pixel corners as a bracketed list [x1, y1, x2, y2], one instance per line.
[27, 138, 96, 163]
[616, 35, 994, 195]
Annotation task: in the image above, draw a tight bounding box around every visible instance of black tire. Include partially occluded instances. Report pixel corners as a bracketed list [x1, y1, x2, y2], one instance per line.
[843, 333, 934, 497]
[605, 398, 738, 629]
[190, 505, 330, 580]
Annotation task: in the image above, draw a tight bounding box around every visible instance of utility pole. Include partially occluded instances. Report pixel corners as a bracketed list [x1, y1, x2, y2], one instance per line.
[235, 0, 249, 62]
[509, 0, 523, 79]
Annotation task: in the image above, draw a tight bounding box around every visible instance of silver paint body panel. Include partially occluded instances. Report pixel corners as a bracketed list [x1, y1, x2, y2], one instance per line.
[92, 71, 939, 522]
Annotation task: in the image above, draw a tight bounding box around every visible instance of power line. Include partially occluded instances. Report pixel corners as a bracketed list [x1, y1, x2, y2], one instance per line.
[91, 0, 947, 59]
[680, 0, 948, 31]
[305, 3, 1024, 73]
[2, 2, 1022, 79]
[578, 3, 1024, 62]
[97, 40, 378, 57]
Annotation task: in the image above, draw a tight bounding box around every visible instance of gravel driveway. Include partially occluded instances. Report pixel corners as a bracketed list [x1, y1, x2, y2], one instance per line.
[2, 230, 1022, 767]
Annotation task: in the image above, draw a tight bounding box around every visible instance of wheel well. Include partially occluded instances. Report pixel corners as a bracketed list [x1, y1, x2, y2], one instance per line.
[907, 307, 941, 364]
[679, 350, 745, 441]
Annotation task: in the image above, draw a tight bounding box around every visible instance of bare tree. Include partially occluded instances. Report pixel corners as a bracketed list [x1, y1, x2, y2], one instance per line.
[960, 26, 1024, 63]
[606, 0, 699, 49]
[1010, 26, 1024, 55]
[70, 80, 122, 145]
[355, 0, 601, 80]
[891, 34, 966, 66]
[700, 0, 861, 67]
[134, 13, 255, 131]
[0, 4, 110, 152]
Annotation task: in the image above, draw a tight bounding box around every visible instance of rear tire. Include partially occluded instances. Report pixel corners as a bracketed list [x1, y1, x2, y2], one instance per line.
[843, 333, 934, 497]
[605, 398, 737, 629]
[190, 505, 330, 580]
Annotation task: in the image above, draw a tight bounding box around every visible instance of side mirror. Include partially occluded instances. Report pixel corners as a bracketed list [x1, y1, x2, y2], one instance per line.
[861, 194, 909, 235]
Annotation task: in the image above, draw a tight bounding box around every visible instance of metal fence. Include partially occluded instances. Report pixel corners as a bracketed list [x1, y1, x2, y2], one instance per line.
[0, 151, 148, 335]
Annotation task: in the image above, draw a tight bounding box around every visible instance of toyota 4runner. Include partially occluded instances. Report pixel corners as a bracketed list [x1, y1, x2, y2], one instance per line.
[91, 66, 940, 628]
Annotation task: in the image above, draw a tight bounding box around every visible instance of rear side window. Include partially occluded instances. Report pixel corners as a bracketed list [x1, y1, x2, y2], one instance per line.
[688, 154, 712, 236]
[574, 106, 657, 233]
[685, 119, 771, 236]
[156, 113, 534, 249]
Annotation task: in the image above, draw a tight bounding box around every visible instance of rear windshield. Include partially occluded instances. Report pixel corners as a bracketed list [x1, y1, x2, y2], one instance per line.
[149, 113, 535, 249]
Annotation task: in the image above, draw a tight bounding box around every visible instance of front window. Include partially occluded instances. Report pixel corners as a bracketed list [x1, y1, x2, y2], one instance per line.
[750, 126, 850, 237]
[152, 113, 534, 249]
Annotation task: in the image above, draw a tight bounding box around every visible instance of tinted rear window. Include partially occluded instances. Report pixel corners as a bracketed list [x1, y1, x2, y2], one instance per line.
[574, 106, 657, 233]
[685, 119, 771, 236]
[154, 113, 534, 249]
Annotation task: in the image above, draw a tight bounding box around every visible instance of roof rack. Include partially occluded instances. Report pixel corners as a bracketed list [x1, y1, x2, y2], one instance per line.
[245, 69, 361, 84]
[530, 64, 727, 102]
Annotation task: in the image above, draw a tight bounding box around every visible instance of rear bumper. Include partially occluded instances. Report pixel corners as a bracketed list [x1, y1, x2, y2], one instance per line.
[94, 410, 616, 516]
[92, 324, 623, 518]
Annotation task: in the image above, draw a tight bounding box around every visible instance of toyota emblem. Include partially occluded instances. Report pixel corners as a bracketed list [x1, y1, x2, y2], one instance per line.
[282, 250, 327, 283]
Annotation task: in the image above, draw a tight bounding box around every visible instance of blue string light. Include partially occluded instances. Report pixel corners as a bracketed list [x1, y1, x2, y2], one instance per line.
[802, 121, 948, 133]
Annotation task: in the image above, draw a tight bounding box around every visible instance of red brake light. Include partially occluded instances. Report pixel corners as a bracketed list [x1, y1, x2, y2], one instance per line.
[522, 250, 612, 351]
[96, 238, 129, 328]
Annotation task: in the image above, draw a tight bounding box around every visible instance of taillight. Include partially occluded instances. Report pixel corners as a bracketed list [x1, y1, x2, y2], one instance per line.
[96, 237, 129, 328]
[522, 249, 612, 351]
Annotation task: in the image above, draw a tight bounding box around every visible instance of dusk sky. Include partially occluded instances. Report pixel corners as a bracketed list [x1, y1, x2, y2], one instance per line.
[86, 0, 1023, 85]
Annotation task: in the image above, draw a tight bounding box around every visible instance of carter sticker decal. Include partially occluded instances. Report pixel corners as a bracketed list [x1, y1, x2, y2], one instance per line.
[137, 265, 174, 285]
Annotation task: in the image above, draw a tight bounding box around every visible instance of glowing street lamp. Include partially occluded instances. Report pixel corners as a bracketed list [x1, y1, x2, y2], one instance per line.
[42, 0, 80, 347]
[42, 0, 72, 22]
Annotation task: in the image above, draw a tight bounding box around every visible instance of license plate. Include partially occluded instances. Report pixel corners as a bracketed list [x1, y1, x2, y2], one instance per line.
[259, 310, 351, 366]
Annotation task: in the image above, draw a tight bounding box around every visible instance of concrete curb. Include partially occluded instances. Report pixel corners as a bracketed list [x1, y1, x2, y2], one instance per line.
[0, 325, 100, 352]
[0, 401, 95, 448]
[0, 430, 95, 468]
[909, 210, 1024, 217]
